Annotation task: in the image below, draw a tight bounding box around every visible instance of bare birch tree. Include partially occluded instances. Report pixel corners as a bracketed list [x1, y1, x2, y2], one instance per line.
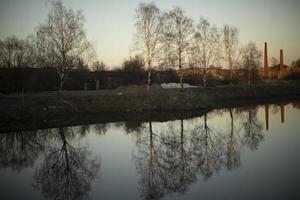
[37, 1, 91, 92]
[241, 42, 262, 87]
[192, 17, 220, 87]
[222, 25, 239, 85]
[133, 2, 166, 69]
[164, 7, 194, 88]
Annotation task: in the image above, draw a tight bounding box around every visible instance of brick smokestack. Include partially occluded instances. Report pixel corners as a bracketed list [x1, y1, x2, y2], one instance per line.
[280, 49, 284, 71]
[264, 42, 269, 77]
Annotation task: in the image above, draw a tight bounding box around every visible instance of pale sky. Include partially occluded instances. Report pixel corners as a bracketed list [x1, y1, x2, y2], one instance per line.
[0, 0, 299, 67]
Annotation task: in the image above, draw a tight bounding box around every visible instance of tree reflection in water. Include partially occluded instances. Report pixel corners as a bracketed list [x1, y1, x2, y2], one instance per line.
[240, 107, 264, 150]
[133, 106, 266, 199]
[191, 114, 225, 179]
[0, 130, 45, 171]
[134, 120, 197, 199]
[32, 127, 100, 200]
[225, 108, 241, 170]
[134, 122, 164, 200]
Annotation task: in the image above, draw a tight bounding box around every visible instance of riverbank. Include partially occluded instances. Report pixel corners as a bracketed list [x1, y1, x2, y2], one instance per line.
[1, 84, 300, 132]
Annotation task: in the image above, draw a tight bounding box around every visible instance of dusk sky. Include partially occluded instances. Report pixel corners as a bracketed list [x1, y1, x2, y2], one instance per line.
[0, 0, 299, 67]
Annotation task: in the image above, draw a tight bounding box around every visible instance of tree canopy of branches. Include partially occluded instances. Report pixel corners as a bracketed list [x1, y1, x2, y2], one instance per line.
[163, 7, 193, 70]
[37, 1, 91, 91]
[291, 58, 300, 68]
[241, 41, 262, 87]
[192, 17, 221, 87]
[133, 2, 166, 69]
[162, 7, 194, 88]
[222, 25, 239, 84]
[0, 35, 39, 68]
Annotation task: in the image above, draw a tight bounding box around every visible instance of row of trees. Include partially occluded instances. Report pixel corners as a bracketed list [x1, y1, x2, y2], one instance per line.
[0, 1, 106, 91]
[133, 2, 263, 86]
[1, 1, 298, 91]
[0, 35, 43, 68]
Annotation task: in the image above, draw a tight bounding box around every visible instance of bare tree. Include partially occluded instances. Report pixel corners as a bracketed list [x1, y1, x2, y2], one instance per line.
[164, 7, 194, 88]
[291, 58, 300, 68]
[222, 25, 239, 85]
[133, 2, 166, 69]
[0, 35, 34, 68]
[241, 41, 262, 87]
[37, 1, 91, 92]
[192, 17, 220, 87]
[93, 61, 106, 71]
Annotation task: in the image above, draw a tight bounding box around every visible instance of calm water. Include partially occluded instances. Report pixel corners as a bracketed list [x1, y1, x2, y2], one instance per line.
[1, 102, 300, 200]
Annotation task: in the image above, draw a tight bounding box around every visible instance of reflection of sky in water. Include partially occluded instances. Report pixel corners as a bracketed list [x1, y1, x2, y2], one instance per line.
[0, 103, 300, 200]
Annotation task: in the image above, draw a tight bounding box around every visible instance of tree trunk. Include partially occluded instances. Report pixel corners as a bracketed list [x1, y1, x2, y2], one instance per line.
[248, 67, 251, 88]
[59, 77, 64, 92]
[147, 71, 151, 90]
[203, 68, 207, 87]
[230, 65, 233, 85]
[179, 54, 183, 89]
[180, 74, 183, 89]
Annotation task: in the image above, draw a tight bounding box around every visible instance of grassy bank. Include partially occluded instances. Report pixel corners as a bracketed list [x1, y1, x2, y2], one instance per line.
[1, 84, 300, 132]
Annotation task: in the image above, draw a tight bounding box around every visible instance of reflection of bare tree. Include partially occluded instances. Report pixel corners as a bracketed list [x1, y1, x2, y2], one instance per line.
[133, 105, 267, 198]
[134, 120, 196, 199]
[242, 108, 264, 151]
[225, 108, 241, 170]
[135, 122, 164, 200]
[292, 101, 300, 110]
[156, 119, 196, 194]
[0, 130, 44, 171]
[124, 121, 144, 134]
[91, 123, 110, 135]
[191, 114, 225, 180]
[33, 127, 100, 200]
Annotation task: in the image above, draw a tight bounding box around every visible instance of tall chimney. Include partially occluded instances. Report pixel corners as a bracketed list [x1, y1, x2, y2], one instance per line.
[280, 49, 284, 71]
[279, 49, 284, 79]
[264, 42, 269, 77]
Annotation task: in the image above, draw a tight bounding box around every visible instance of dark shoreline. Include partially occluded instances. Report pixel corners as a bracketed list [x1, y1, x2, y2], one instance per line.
[1, 84, 300, 133]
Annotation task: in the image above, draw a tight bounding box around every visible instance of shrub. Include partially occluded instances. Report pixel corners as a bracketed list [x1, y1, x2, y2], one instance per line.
[122, 55, 146, 84]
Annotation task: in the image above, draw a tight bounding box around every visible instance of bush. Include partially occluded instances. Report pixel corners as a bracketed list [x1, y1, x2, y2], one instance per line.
[122, 56, 146, 84]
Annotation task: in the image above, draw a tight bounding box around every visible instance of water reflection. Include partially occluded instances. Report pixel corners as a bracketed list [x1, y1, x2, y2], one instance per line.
[133, 106, 269, 199]
[240, 107, 264, 150]
[0, 102, 299, 200]
[32, 127, 100, 200]
[225, 108, 241, 170]
[0, 130, 44, 171]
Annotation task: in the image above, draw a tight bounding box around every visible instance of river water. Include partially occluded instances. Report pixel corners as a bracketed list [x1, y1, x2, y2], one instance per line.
[1, 102, 300, 200]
